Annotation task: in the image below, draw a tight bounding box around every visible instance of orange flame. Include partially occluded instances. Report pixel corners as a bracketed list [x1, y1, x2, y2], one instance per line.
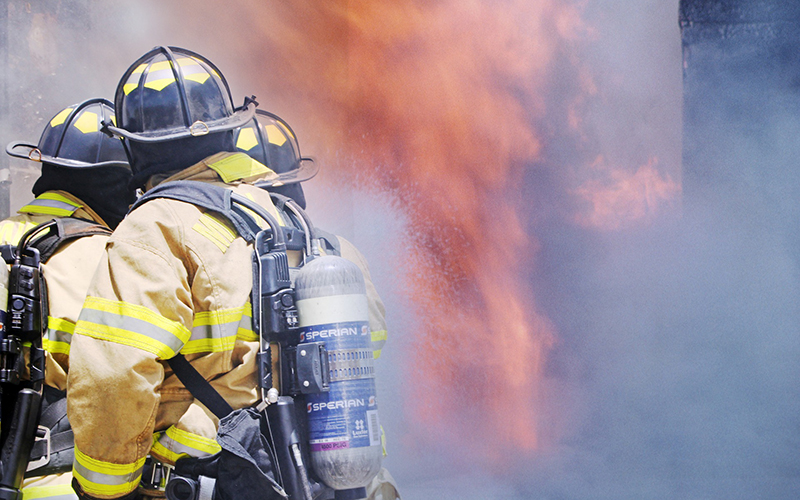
[161, 0, 608, 460]
[573, 156, 681, 231]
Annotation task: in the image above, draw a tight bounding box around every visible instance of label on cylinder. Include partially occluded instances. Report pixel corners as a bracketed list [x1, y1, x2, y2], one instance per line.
[302, 319, 380, 451]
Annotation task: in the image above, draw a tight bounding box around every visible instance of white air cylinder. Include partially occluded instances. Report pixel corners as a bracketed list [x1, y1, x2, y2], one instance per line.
[294, 255, 382, 492]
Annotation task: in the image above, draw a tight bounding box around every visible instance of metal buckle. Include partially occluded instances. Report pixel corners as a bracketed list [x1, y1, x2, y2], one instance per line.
[26, 425, 51, 471]
[142, 457, 174, 491]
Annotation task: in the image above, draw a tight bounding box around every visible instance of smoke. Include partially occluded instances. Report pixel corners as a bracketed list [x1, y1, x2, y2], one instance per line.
[3, 0, 800, 499]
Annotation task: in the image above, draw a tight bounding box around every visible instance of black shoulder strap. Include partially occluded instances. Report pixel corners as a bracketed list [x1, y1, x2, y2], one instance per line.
[131, 180, 264, 243]
[30, 218, 112, 263]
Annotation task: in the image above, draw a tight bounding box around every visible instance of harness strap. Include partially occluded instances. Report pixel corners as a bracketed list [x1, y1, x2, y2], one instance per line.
[167, 354, 233, 420]
[131, 180, 263, 243]
[314, 228, 341, 257]
[30, 218, 112, 263]
[27, 388, 74, 476]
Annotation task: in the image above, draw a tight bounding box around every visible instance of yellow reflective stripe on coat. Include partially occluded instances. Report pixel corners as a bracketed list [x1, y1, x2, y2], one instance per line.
[75, 296, 191, 359]
[183, 306, 247, 354]
[0, 220, 37, 245]
[207, 153, 271, 183]
[193, 213, 236, 253]
[19, 193, 82, 217]
[237, 302, 257, 341]
[151, 426, 221, 463]
[371, 329, 387, 359]
[44, 317, 75, 355]
[72, 448, 144, 498]
[21, 483, 77, 500]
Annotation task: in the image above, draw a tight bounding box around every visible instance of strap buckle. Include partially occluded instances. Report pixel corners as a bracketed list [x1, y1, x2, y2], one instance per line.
[26, 426, 51, 471]
[141, 457, 174, 492]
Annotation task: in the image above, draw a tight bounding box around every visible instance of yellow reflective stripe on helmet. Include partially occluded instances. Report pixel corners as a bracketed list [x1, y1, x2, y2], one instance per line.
[72, 111, 99, 134]
[176, 57, 211, 84]
[236, 127, 259, 151]
[184, 72, 210, 85]
[143, 62, 178, 91]
[193, 213, 236, 253]
[75, 296, 191, 359]
[0, 220, 37, 245]
[151, 426, 221, 463]
[20, 193, 82, 217]
[144, 78, 176, 91]
[72, 448, 144, 498]
[183, 306, 246, 354]
[264, 124, 288, 146]
[207, 153, 271, 183]
[21, 483, 78, 500]
[49, 108, 74, 128]
[44, 317, 75, 355]
[123, 63, 149, 95]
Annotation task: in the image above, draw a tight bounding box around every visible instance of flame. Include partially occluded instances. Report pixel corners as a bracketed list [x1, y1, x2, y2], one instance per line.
[156, 0, 638, 461]
[314, 1, 565, 456]
[573, 156, 681, 231]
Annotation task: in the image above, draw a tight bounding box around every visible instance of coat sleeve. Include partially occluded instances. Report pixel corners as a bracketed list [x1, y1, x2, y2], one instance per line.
[336, 236, 388, 359]
[68, 203, 193, 499]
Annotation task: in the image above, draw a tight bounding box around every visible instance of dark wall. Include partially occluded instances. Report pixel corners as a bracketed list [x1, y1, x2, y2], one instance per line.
[680, 0, 800, 233]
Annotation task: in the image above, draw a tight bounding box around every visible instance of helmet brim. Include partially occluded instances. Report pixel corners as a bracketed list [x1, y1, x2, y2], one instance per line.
[255, 157, 319, 187]
[105, 99, 257, 144]
[6, 141, 130, 170]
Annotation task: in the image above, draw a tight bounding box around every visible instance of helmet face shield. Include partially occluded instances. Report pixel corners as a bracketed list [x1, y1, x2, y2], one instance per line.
[6, 98, 129, 170]
[235, 109, 318, 187]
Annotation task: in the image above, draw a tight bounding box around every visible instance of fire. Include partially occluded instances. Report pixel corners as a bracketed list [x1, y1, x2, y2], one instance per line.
[157, 0, 669, 461]
[310, 1, 565, 456]
[573, 156, 681, 231]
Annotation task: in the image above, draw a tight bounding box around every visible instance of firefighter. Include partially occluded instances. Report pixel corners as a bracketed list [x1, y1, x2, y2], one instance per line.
[1, 98, 134, 500]
[66, 46, 287, 500]
[234, 110, 399, 499]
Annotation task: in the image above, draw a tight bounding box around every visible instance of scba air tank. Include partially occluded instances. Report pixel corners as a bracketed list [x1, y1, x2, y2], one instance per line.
[294, 255, 382, 495]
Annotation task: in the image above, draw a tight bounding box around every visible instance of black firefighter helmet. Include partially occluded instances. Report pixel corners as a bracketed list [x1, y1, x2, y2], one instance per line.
[104, 46, 258, 187]
[5, 98, 134, 228]
[6, 98, 129, 170]
[235, 110, 318, 208]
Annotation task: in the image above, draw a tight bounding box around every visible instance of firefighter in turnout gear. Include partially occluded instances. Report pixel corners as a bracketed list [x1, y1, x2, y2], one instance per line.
[66, 47, 275, 500]
[234, 111, 399, 499]
[0, 98, 134, 500]
[69, 45, 397, 500]
[234, 110, 389, 358]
